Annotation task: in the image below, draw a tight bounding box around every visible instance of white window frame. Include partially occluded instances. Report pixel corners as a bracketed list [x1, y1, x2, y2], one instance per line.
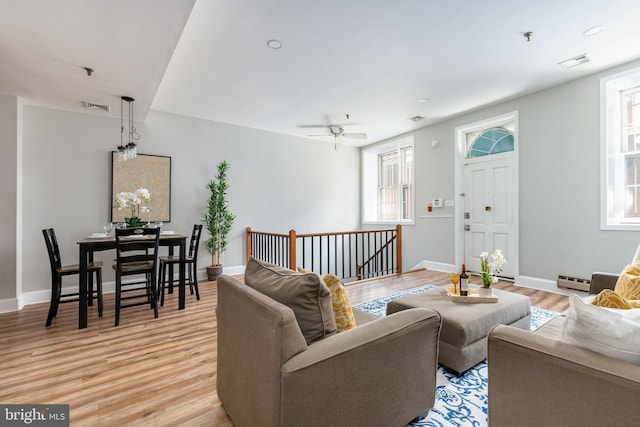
[600, 67, 640, 230]
[362, 135, 414, 225]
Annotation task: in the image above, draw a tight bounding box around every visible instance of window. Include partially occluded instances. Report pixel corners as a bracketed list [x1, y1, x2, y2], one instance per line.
[362, 136, 414, 223]
[601, 68, 640, 229]
[467, 127, 514, 158]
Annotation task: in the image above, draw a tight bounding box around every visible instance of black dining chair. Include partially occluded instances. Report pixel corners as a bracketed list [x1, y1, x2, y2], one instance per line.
[112, 227, 161, 326]
[42, 228, 103, 327]
[158, 224, 203, 306]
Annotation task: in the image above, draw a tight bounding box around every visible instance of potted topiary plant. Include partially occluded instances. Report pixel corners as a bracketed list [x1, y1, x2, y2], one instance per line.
[203, 160, 235, 281]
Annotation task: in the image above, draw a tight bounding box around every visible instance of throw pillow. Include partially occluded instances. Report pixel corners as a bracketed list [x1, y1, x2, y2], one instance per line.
[322, 274, 357, 332]
[591, 289, 633, 309]
[615, 261, 640, 300]
[561, 294, 640, 365]
[244, 258, 336, 344]
[297, 267, 357, 333]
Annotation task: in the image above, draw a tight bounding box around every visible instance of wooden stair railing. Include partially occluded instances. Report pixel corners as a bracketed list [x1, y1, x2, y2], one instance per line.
[246, 225, 402, 281]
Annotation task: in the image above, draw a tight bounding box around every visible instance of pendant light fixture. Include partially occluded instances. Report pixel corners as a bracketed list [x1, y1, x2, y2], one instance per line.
[117, 96, 140, 161]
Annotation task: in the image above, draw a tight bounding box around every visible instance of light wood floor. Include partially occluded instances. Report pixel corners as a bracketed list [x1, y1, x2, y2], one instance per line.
[0, 270, 568, 426]
[347, 269, 571, 312]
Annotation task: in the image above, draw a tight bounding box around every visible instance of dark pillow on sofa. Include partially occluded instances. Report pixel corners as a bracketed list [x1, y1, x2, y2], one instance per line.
[244, 257, 337, 344]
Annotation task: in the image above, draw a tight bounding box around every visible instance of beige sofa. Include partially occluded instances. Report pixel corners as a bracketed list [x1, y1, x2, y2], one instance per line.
[487, 275, 640, 426]
[216, 273, 442, 427]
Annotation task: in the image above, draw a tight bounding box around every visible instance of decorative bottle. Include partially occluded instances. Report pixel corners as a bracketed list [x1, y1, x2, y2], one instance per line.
[460, 264, 469, 296]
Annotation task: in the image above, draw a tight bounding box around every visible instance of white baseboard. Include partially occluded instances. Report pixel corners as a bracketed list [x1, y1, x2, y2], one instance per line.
[516, 275, 588, 297]
[219, 264, 245, 276]
[0, 264, 248, 314]
[195, 264, 245, 280]
[0, 295, 22, 313]
[415, 260, 588, 297]
[21, 289, 53, 306]
[413, 260, 457, 273]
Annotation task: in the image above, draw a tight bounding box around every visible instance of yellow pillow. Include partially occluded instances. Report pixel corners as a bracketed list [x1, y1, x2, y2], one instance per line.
[297, 267, 356, 332]
[615, 262, 640, 300]
[591, 289, 633, 309]
[321, 274, 357, 332]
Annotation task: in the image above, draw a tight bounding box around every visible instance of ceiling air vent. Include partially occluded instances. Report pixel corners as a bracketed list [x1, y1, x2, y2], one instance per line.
[558, 53, 589, 70]
[408, 115, 424, 122]
[84, 101, 111, 112]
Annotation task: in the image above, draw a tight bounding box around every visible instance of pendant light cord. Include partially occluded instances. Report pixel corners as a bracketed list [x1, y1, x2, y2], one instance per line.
[128, 99, 139, 142]
[120, 97, 125, 147]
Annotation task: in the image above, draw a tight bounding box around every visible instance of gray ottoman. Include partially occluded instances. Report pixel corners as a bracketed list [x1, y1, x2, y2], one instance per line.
[387, 287, 530, 373]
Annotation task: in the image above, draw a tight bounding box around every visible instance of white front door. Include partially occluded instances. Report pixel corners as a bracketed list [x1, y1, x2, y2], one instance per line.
[463, 154, 515, 278]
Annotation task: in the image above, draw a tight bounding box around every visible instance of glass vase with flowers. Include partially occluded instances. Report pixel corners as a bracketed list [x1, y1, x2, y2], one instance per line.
[478, 249, 506, 296]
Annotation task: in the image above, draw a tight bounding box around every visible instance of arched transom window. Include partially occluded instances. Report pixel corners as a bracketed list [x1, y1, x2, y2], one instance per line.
[467, 127, 514, 158]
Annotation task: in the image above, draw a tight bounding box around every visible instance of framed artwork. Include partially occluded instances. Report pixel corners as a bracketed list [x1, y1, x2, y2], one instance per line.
[110, 152, 171, 222]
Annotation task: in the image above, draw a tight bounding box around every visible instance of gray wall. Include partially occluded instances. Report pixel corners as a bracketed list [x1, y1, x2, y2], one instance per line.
[397, 58, 640, 282]
[5, 57, 640, 307]
[0, 95, 19, 300]
[16, 107, 360, 299]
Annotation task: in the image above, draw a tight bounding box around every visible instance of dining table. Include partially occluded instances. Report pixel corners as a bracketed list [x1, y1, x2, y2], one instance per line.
[77, 231, 188, 329]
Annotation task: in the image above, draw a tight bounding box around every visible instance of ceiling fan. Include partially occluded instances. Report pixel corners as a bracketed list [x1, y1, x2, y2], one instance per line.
[307, 126, 368, 149]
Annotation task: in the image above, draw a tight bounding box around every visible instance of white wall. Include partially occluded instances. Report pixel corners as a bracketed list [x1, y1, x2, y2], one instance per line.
[396, 58, 640, 283]
[16, 107, 360, 301]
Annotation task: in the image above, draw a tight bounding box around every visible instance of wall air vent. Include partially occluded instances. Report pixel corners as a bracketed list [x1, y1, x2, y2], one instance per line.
[408, 115, 424, 122]
[84, 101, 111, 112]
[558, 53, 590, 70]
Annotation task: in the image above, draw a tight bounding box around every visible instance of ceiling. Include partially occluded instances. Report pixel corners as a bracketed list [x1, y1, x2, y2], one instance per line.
[2, 0, 640, 147]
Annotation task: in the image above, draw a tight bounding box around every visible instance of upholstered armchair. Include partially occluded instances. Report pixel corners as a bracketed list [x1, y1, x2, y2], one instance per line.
[216, 273, 441, 427]
[488, 242, 640, 426]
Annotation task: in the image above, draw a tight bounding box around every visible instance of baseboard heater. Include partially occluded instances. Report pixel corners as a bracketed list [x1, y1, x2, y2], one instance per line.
[557, 275, 590, 292]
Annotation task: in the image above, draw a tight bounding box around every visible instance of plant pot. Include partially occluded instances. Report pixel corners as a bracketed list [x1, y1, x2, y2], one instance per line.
[479, 287, 493, 297]
[125, 217, 148, 228]
[207, 265, 223, 281]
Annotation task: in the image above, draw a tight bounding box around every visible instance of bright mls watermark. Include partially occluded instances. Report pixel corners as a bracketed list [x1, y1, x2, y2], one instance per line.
[1, 405, 69, 426]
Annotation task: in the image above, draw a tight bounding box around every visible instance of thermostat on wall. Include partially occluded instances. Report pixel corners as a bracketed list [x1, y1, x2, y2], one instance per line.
[432, 198, 443, 208]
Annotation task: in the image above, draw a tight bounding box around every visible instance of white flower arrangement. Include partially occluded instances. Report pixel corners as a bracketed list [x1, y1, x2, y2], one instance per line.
[113, 188, 151, 227]
[479, 249, 506, 288]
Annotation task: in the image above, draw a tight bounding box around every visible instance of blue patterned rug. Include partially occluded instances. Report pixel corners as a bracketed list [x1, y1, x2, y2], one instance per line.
[353, 284, 561, 427]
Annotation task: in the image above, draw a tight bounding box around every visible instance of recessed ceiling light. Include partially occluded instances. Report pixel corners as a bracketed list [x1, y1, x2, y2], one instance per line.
[408, 115, 424, 122]
[558, 53, 590, 69]
[266, 39, 283, 49]
[583, 25, 606, 36]
[417, 98, 429, 104]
